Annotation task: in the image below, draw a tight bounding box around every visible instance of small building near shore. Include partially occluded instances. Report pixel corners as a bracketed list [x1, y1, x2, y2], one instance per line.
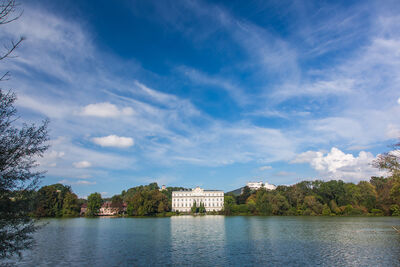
[80, 203, 87, 216]
[99, 201, 118, 216]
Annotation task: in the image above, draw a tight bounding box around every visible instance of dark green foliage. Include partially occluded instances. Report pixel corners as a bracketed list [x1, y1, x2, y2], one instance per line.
[237, 186, 251, 204]
[126, 188, 169, 216]
[34, 184, 73, 217]
[191, 201, 197, 214]
[321, 204, 331, 216]
[62, 192, 80, 217]
[86, 193, 102, 216]
[390, 204, 400, 216]
[370, 208, 384, 216]
[223, 177, 399, 216]
[121, 183, 160, 201]
[223, 196, 235, 215]
[198, 202, 206, 213]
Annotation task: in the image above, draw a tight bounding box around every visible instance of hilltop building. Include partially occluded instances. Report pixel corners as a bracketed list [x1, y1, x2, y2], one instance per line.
[264, 182, 277, 190]
[172, 186, 224, 212]
[246, 181, 263, 190]
[246, 181, 277, 191]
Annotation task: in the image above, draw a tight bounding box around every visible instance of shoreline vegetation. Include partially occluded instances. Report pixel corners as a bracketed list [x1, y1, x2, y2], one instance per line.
[32, 175, 400, 218]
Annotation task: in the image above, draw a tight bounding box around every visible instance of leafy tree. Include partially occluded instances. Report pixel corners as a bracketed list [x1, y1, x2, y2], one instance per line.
[87, 193, 102, 216]
[303, 196, 323, 215]
[329, 200, 341, 215]
[373, 142, 400, 177]
[370, 176, 394, 214]
[121, 183, 160, 202]
[255, 189, 272, 215]
[198, 202, 206, 213]
[223, 196, 235, 215]
[373, 141, 400, 211]
[270, 193, 290, 215]
[62, 192, 80, 217]
[322, 204, 331, 216]
[34, 184, 71, 217]
[33, 184, 82, 218]
[357, 181, 377, 211]
[246, 198, 257, 214]
[0, 1, 50, 259]
[191, 201, 197, 214]
[126, 189, 168, 216]
[343, 183, 361, 206]
[390, 204, 400, 216]
[237, 186, 251, 204]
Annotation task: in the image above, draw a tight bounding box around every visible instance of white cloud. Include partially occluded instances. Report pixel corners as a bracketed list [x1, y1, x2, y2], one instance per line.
[386, 124, 400, 139]
[81, 102, 134, 118]
[92, 135, 134, 148]
[292, 147, 386, 181]
[397, 97, 400, 104]
[76, 180, 96, 185]
[73, 161, 92, 169]
[58, 179, 96, 186]
[259, 166, 272, 171]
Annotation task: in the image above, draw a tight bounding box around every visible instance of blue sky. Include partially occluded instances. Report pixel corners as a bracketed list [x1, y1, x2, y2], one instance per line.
[0, 0, 399, 197]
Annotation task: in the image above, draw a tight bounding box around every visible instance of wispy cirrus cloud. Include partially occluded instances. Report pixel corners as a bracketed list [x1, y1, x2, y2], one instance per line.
[259, 166, 272, 171]
[73, 161, 92, 169]
[92, 135, 134, 148]
[81, 102, 134, 118]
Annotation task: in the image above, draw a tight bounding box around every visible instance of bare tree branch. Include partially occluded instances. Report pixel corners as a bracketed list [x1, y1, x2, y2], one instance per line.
[0, 37, 24, 61]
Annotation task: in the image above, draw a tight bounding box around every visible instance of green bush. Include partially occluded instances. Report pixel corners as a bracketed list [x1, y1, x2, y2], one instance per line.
[390, 205, 400, 216]
[371, 208, 384, 216]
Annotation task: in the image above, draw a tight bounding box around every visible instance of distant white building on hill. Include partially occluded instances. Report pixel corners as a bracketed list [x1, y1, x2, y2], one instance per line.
[264, 182, 277, 190]
[246, 181, 263, 190]
[172, 186, 224, 213]
[246, 181, 277, 191]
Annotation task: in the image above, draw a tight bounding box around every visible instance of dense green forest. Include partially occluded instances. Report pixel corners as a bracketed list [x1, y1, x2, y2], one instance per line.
[224, 176, 399, 216]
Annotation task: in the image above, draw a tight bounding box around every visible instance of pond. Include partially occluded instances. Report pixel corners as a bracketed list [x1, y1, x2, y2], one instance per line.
[5, 216, 400, 266]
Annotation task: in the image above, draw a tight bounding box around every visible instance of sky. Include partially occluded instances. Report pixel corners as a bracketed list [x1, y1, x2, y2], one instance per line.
[0, 0, 399, 198]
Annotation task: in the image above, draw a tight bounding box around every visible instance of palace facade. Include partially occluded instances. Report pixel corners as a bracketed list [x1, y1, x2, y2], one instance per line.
[172, 187, 224, 212]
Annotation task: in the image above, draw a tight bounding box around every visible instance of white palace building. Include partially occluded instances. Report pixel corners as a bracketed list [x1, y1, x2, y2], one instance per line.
[172, 187, 224, 213]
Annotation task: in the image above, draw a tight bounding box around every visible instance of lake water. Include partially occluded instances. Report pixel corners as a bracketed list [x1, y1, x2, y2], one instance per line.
[5, 216, 400, 266]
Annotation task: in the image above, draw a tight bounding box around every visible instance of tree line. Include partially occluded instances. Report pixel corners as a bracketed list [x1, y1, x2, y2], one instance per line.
[32, 183, 187, 217]
[32, 175, 400, 218]
[224, 176, 399, 216]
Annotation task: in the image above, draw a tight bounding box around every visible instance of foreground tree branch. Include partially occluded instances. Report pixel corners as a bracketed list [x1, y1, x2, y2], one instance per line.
[0, 0, 50, 259]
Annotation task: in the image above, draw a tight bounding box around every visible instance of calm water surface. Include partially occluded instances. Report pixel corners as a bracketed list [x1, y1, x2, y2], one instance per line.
[5, 216, 400, 266]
